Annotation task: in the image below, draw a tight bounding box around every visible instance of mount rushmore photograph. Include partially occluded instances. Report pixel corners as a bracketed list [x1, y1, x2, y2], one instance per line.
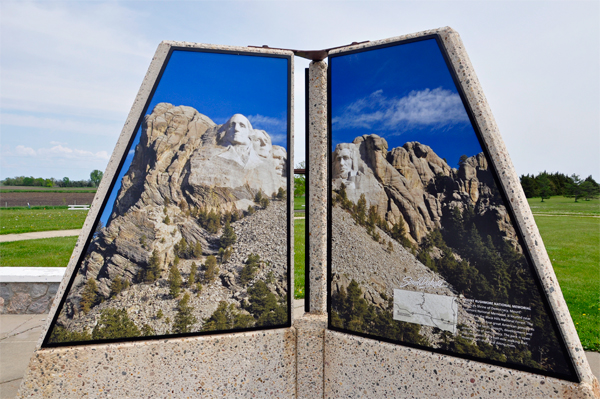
[328, 37, 573, 378]
[48, 104, 290, 344]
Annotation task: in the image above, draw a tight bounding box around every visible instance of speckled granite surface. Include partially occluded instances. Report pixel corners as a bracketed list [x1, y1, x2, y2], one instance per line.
[324, 329, 598, 398]
[18, 328, 297, 398]
[295, 314, 327, 398]
[307, 61, 328, 315]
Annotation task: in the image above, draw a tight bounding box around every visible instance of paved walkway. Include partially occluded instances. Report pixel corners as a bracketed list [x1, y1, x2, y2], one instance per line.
[0, 229, 81, 243]
[0, 300, 306, 399]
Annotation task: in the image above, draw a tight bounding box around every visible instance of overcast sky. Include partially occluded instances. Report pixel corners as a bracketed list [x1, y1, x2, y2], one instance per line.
[1, 1, 598, 181]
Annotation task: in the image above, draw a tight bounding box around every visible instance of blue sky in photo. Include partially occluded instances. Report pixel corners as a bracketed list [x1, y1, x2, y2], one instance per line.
[99, 50, 289, 226]
[331, 38, 482, 168]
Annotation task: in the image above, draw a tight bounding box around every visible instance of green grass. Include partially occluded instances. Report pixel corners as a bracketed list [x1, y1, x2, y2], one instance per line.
[0, 208, 88, 235]
[527, 196, 600, 352]
[294, 218, 306, 299]
[294, 196, 306, 211]
[0, 236, 78, 267]
[528, 195, 599, 216]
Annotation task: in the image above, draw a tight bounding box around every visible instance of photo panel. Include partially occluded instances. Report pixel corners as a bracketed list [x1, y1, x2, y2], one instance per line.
[327, 35, 577, 381]
[45, 47, 291, 346]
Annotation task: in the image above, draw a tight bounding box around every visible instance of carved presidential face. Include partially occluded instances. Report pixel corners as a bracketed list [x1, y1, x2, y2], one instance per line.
[338, 148, 354, 176]
[221, 114, 253, 147]
[272, 145, 286, 174]
[251, 129, 272, 158]
[333, 143, 359, 179]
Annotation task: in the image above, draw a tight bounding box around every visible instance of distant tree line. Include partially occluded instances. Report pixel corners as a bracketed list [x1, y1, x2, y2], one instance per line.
[520, 172, 599, 202]
[1, 170, 104, 188]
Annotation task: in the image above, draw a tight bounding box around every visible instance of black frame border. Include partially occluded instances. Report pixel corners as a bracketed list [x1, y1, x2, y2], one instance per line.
[304, 67, 311, 313]
[43, 46, 293, 348]
[326, 34, 579, 383]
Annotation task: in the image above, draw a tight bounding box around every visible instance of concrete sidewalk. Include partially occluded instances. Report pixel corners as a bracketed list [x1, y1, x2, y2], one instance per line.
[1, 306, 598, 399]
[0, 314, 47, 399]
[0, 229, 81, 243]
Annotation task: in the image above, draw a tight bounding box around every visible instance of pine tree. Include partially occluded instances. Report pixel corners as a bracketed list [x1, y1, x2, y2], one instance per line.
[202, 301, 254, 331]
[240, 253, 260, 285]
[254, 189, 263, 203]
[277, 187, 286, 200]
[175, 237, 191, 258]
[566, 174, 584, 202]
[260, 196, 269, 208]
[581, 176, 600, 200]
[193, 242, 202, 258]
[354, 194, 367, 225]
[220, 221, 237, 249]
[110, 276, 129, 297]
[204, 255, 218, 283]
[245, 280, 287, 327]
[168, 263, 182, 297]
[91, 308, 140, 340]
[80, 278, 98, 314]
[188, 262, 197, 287]
[145, 250, 161, 282]
[537, 174, 552, 202]
[172, 293, 197, 334]
[141, 324, 155, 336]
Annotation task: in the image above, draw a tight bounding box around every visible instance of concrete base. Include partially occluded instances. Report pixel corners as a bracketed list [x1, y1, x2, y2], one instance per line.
[17, 328, 297, 398]
[7, 312, 600, 399]
[324, 329, 600, 398]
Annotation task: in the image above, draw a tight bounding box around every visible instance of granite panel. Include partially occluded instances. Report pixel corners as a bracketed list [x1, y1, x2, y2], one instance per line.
[307, 61, 328, 314]
[18, 328, 296, 398]
[324, 329, 598, 398]
[295, 314, 327, 398]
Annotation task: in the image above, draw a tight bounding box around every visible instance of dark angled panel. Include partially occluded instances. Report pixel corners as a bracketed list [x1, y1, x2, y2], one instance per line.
[327, 35, 577, 381]
[45, 47, 292, 347]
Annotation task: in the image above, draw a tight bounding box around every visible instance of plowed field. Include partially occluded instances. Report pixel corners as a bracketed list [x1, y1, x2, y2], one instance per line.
[0, 192, 96, 207]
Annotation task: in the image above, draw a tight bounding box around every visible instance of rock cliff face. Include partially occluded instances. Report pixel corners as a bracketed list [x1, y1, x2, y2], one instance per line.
[58, 104, 287, 327]
[332, 134, 517, 250]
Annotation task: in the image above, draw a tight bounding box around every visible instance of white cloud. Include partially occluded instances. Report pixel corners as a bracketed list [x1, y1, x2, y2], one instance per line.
[15, 145, 37, 157]
[247, 114, 288, 145]
[247, 114, 287, 133]
[1, 113, 122, 137]
[0, 2, 152, 119]
[333, 88, 469, 132]
[8, 144, 109, 161]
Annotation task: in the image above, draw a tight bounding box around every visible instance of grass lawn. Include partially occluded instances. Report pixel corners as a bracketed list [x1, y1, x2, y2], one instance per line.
[0, 207, 88, 235]
[528, 196, 599, 352]
[0, 236, 78, 267]
[528, 196, 599, 216]
[295, 218, 306, 299]
[294, 196, 306, 211]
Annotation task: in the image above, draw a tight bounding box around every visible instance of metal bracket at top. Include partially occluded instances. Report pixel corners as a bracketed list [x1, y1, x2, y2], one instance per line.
[248, 41, 370, 61]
